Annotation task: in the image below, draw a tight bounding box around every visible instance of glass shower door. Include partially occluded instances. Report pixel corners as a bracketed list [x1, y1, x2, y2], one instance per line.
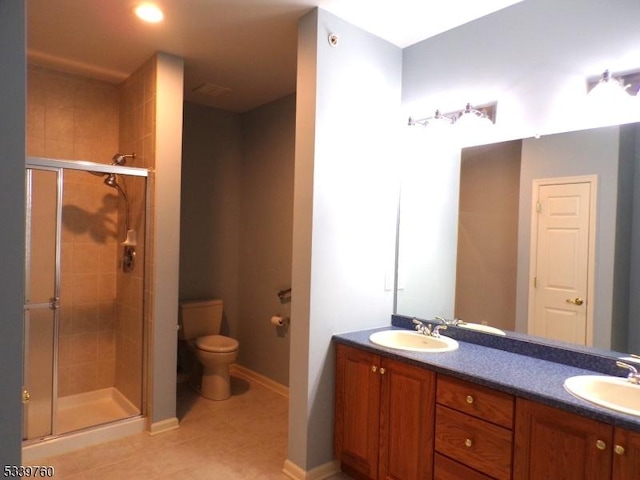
[23, 168, 61, 441]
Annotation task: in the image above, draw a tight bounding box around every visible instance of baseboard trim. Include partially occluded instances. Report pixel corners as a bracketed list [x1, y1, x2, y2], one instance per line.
[230, 364, 289, 398]
[282, 459, 341, 480]
[148, 416, 180, 435]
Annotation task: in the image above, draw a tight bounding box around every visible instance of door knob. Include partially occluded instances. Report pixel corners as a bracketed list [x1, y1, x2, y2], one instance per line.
[566, 297, 584, 306]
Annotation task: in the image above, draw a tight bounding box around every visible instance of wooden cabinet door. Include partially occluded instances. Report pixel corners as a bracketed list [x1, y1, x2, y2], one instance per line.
[379, 357, 436, 480]
[612, 427, 640, 480]
[514, 398, 613, 480]
[335, 344, 381, 480]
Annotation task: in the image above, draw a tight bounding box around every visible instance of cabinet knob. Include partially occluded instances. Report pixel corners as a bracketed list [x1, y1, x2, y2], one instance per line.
[372, 365, 377, 373]
[466, 395, 474, 404]
[614, 445, 626, 456]
[596, 440, 607, 450]
[379, 367, 386, 375]
[464, 438, 473, 448]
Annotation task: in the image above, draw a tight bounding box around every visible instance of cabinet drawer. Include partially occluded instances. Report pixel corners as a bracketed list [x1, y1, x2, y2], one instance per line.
[435, 405, 513, 480]
[434, 453, 494, 480]
[437, 375, 514, 428]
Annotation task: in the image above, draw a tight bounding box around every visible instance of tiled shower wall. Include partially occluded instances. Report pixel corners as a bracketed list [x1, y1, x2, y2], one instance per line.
[116, 56, 156, 407]
[27, 66, 121, 397]
[26, 63, 154, 408]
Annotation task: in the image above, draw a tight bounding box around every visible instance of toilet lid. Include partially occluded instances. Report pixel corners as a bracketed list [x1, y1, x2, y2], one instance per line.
[196, 335, 239, 353]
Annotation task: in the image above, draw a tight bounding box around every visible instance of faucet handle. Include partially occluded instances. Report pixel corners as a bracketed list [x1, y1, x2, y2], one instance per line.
[434, 315, 462, 326]
[412, 318, 429, 335]
[431, 324, 447, 338]
[616, 360, 640, 384]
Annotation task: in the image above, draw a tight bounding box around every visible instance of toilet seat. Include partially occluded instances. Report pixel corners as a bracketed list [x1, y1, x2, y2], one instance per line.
[196, 335, 239, 353]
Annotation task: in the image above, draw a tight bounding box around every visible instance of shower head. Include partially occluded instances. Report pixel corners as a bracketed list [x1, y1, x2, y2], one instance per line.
[111, 153, 136, 166]
[104, 173, 127, 200]
[104, 173, 117, 187]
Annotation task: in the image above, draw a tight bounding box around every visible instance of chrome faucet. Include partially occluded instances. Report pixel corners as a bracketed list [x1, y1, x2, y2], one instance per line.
[616, 360, 640, 385]
[434, 315, 464, 327]
[413, 318, 448, 338]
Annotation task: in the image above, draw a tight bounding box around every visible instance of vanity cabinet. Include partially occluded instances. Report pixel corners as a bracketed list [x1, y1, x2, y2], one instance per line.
[612, 427, 640, 479]
[434, 375, 514, 480]
[514, 398, 640, 480]
[334, 341, 640, 480]
[334, 343, 436, 480]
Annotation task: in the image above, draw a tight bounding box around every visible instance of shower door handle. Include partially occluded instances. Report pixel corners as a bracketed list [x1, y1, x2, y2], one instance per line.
[23, 297, 59, 311]
[49, 297, 60, 310]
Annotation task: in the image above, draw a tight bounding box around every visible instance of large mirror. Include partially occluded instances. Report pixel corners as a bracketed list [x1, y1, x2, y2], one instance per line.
[396, 122, 640, 354]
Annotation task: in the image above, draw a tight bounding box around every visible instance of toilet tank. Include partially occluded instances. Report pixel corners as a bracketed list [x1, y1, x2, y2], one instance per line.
[179, 299, 224, 341]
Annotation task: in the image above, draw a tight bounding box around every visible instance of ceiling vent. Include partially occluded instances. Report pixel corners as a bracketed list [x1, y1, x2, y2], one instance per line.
[192, 82, 232, 98]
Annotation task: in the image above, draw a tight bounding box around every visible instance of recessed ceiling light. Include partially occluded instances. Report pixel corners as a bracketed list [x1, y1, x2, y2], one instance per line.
[135, 3, 164, 23]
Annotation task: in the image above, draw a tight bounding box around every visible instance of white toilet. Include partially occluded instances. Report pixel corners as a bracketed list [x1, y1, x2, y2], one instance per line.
[179, 299, 239, 400]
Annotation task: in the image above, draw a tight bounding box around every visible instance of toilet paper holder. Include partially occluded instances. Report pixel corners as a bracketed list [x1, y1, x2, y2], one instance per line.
[271, 315, 290, 327]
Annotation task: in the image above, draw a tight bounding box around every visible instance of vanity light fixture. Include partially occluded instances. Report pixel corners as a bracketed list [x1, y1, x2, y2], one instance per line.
[454, 103, 495, 129]
[134, 3, 164, 23]
[409, 103, 496, 129]
[587, 69, 632, 102]
[408, 109, 455, 127]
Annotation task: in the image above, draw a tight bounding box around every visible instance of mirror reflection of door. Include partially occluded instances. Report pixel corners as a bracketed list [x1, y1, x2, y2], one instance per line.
[528, 177, 596, 345]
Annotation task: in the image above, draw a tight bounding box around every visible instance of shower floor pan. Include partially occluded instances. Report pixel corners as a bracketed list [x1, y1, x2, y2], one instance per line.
[57, 387, 139, 435]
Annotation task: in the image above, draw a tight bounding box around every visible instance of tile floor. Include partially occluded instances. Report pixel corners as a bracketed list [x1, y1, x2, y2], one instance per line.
[36, 377, 351, 479]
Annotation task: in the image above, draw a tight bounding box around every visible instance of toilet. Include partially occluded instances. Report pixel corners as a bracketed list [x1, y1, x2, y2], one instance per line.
[179, 299, 239, 400]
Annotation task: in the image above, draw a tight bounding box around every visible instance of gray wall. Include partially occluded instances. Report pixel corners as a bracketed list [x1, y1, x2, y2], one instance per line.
[239, 95, 295, 386]
[180, 102, 242, 339]
[0, 0, 25, 464]
[288, 8, 401, 471]
[402, 0, 640, 141]
[614, 124, 636, 352]
[152, 54, 184, 425]
[457, 141, 521, 330]
[180, 95, 295, 386]
[395, 142, 461, 319]
[624, 125, 640, 353]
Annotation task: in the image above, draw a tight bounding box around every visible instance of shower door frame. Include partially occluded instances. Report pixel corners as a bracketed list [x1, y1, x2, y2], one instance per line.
[24, 156, 150, 443]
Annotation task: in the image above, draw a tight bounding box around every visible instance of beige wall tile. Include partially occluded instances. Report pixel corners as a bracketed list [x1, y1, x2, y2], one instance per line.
[45, 107, 74, 142]
[71, 274, 99, 304]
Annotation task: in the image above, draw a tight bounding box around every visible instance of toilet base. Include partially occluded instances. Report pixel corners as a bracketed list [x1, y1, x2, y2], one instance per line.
[200, 366, 231, 400]
[182, 339, 237, 401]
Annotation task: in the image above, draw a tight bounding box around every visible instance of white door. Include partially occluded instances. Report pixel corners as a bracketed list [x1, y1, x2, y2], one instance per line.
[529, 180, 594, 345]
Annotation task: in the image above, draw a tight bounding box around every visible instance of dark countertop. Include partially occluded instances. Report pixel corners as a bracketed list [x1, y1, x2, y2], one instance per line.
[333, 326, 640, 432]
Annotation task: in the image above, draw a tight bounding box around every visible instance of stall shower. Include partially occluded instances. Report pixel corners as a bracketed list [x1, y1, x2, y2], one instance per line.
[23, 156, 148, 444]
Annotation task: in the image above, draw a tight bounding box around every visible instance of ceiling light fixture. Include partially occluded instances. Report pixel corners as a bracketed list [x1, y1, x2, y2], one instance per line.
[135, 3, 164, 23]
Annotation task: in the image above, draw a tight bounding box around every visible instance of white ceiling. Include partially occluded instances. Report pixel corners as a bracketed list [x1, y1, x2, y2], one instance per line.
[27, 0, 521, 113]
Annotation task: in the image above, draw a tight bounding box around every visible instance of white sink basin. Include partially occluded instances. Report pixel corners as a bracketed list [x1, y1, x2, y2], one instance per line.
[457, 322, 506, 336]
[564, 375, 640, 417]
[369, 330, 459, 353]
